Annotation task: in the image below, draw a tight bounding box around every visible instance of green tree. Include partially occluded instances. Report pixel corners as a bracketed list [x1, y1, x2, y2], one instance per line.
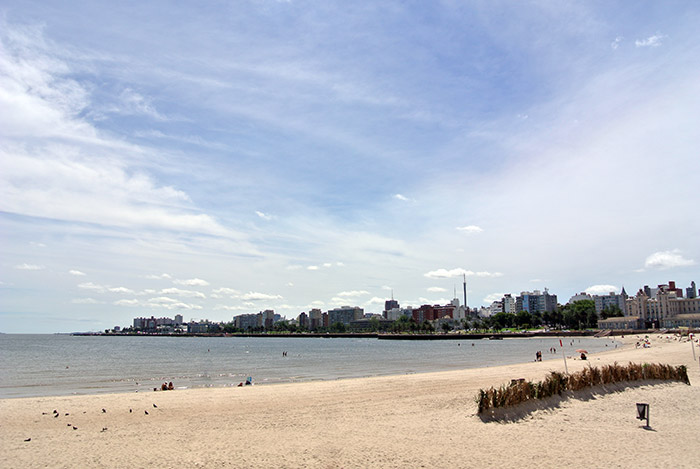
[600, 304, 623, 320]
[330, 322, 346, 333]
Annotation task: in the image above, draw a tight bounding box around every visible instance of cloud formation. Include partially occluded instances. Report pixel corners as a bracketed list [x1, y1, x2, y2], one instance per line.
[644, 250, 695, 270]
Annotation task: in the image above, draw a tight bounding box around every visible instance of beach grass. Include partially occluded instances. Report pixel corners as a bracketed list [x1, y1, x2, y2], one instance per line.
[476, 362, 690, 414]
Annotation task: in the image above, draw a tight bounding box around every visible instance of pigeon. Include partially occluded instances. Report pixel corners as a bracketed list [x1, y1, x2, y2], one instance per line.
[102, 408, 106, 413]
[65, 413, 69, 416]
[67, 424, 71, 427]
[153, 403, 157, 408]
[129, 409, 132, 413]
[24, 438, 31, 442]
[101, 427, 108, 432]
[53, 410, 58, 414]
[144, 410, 149, 415]
[54, 414, 59, 418]
[72, 426, 78, 430]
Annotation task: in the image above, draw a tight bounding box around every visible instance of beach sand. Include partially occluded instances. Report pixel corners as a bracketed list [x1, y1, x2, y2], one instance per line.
[2, 334, 699, 468]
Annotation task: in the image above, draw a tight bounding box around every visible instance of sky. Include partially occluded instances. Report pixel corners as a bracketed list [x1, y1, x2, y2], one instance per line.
[1, 1, 699, 333]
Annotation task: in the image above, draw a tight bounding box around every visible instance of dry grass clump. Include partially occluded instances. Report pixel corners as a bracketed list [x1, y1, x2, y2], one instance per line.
[476, 362, 689, 414]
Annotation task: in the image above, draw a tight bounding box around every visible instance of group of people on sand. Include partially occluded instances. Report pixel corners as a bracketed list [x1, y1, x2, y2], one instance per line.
[158, 382, 174, 391]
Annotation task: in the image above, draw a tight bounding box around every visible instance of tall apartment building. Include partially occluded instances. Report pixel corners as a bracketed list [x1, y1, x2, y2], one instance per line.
[515, 289, 557, 313]
[593, 288, 628, 315]
[328, 306, 364, 325]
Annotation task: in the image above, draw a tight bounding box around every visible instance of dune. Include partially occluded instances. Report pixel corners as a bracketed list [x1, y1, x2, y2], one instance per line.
[2, 333, 698, 468]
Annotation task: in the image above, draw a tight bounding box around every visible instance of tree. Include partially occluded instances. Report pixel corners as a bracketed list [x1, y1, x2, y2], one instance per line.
[560, 300, 596, 329]
[330, 322, 346, 333]
[441, 322, 451, 333]
[600, 304, 623, 320]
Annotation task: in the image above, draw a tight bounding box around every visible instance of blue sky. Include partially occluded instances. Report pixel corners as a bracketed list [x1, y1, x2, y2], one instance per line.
[1, 1, 699, 333]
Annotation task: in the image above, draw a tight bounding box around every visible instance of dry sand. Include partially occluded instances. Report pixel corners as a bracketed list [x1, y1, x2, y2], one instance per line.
[2, 334, 699, 468]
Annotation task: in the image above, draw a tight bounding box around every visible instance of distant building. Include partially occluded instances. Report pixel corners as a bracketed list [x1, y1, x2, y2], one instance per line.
[598, 280, 700, 329]
[687, 281, 697, 299]
[516, 289, 557, 314]
[568, 292, 592, 304]
[234, 313, 260, 331]
[298, 312, 308, 329]
[384, 299, 399, 318]
[308, 309, 323, 329]
[593, 288, 628, 315]
[328, 306, 364, 325]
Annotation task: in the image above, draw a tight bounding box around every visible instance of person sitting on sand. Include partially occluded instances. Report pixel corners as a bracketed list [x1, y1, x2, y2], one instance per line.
[161, 382, 168, 391]
[580, 352, 587, 360]
[168, 382, 174, 390]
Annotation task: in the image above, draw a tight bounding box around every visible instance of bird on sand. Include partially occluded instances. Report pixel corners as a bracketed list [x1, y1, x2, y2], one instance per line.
[144, 410, 149, 415]
[72, 426, 78, 430]
[102, 408, 106, 413]
[24, 438, 31, 442]
[153, 403, 157, 408]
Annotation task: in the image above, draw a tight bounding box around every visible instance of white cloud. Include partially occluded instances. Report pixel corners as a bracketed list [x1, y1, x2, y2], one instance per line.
[160, 287, 206, 299]
[427, 287, 447, 292]
[112, 87, 168, 120]
[108, 287, 135, 294]
[240, 292, 283, 301]
[146, 273, 172, 280]
[394, 193, 410, 202]
[307, 265, 319, 270]
[364, 297, 386, 305]
[69, 269, 86, 276]
[456, 225, 483, 234]
[585, 285, 620, 296]
[611, 36, 623, 50]
[483, 293, 504, 303]
[644, 250, 695, 270]
[174, 278, 210, 287]
[255, 210, 272, 220]
[15, 263, 45, 270]
[212, 287, 240, 296]
[114, 299, 140, 307]
[337, 290, 370, 297]
[78, 282, 105, 292]
[424, 268, 503, 279]
[213, 304, 249, 311]
[71, 298, 102, 304]
[635, 34, 666, 47]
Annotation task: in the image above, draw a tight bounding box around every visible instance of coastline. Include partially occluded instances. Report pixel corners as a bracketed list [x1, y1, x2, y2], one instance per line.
[2, 333, 698, 468]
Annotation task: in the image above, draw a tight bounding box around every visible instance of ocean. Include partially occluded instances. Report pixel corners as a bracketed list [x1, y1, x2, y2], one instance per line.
[0, 334, 619, 398]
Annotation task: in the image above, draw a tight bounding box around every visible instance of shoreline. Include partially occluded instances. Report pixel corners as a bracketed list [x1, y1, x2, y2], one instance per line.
[2, 333, 698, 468]
[0, 335, 624, 400]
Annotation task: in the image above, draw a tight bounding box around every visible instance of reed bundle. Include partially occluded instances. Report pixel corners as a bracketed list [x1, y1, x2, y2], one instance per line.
[476, 362, 689, 414]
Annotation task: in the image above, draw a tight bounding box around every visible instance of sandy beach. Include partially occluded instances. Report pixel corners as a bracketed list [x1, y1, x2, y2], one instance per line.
[2, 334, 699, 468]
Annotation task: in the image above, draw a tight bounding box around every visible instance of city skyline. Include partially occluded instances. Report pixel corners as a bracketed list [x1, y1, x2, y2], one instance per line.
[2, 2, 699, 333]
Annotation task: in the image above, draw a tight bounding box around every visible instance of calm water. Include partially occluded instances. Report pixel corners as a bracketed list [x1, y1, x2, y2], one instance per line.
[0, 334, 619, 398]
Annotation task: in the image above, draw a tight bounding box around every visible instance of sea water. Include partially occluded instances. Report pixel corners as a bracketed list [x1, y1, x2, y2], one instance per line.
[0, 334, 618, 398]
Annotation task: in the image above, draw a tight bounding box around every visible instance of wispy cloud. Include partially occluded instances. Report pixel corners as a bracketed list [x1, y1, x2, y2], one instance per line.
[635, 34, 666, 47]
[337, 290, 370, 297]
[15, 263, 45, 270]
[174, 278, 210, 287]
[240, 292, 283, 301]
[456, 225, 483, 234]
[424, 268, 503, 279]
[69, 269, 86, 276]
